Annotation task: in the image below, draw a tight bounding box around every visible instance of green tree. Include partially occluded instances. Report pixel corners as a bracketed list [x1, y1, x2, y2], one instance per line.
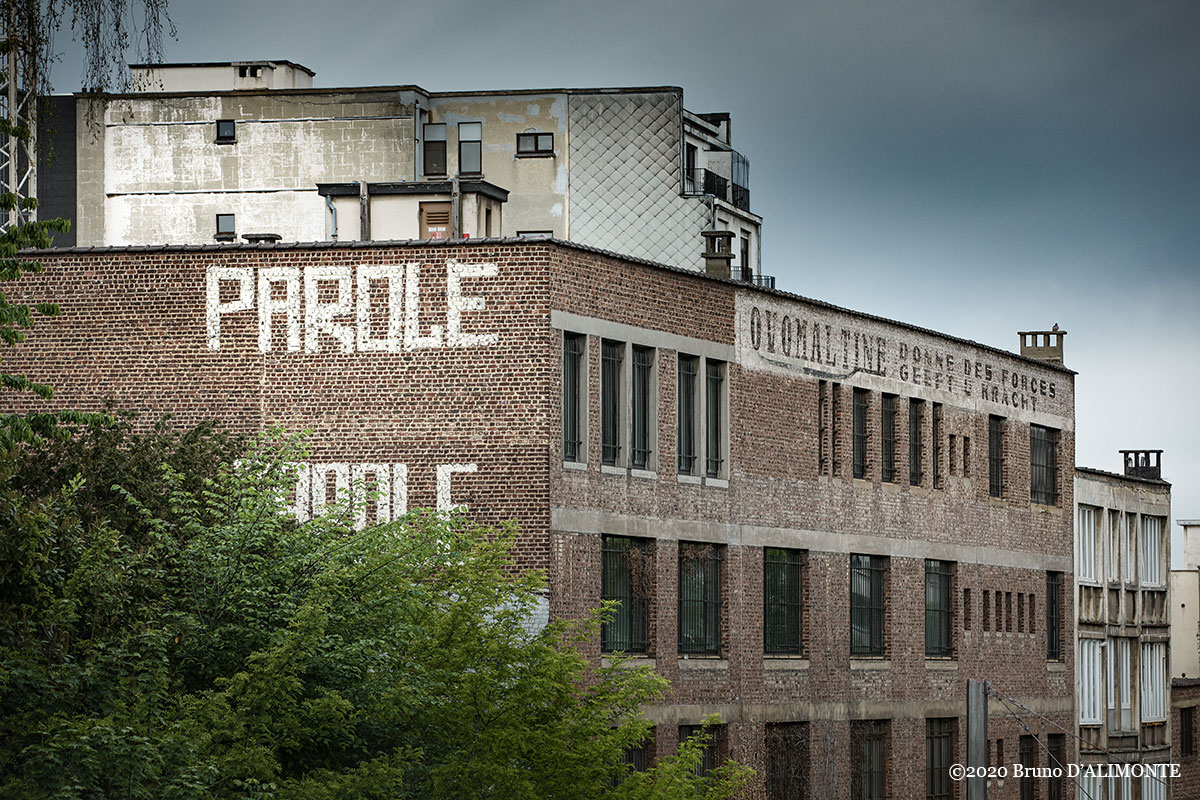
[0, 424, 748, 799]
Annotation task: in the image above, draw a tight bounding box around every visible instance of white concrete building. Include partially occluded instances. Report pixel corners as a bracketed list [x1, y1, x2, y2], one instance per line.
[1171, 520, 1200, 680]
[41, 60, 765, 280]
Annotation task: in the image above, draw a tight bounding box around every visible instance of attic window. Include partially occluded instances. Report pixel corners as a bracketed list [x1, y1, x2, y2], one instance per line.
[237, 65, 262, 78]
[216, 119, 236, 144]
[516, 132, 553, 157]
[215, 213, 236, 240]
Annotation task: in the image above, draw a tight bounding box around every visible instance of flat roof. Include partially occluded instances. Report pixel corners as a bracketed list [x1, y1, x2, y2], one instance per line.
[129, 60, 317, 76]
[1075, 465, 1170, 487]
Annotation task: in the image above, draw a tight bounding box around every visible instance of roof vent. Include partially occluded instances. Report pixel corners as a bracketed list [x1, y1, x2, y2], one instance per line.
[1120, 450, 1162, 481]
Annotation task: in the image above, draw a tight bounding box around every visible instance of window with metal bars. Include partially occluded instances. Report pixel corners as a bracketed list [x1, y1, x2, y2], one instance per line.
[1030, 425, 1059, 504]
[601, 536, 651, 653]
[1018, 735, 1037, 800]
[705, 361, 726, 478]
[932, 403, 943, 488]
[925, 718, 955, 800]
[925, 560, 953, 658]
[1182, 706, 1195, 757]
[677, 354, 698, 475]
[853, 388, 868, 478]
[601, 340, 624, 466]
[610, 729, 654, 786]
[818, 380, 829, 476]
[910, 399, 925, 485]
[1045, 572, 1062, 660]
[678, 724, 722, 777]
[831, 382, 841, 475]
[631, 346, 654, 469]
[766, 722, 809, 799]
[1047, 733, 1065, 800]
[764, 548, 804, 655]
[851, 720, 887, 800]
[850, 554, 886, 657]
[881, 394, 896, 482]
[562, 333, 584, 462]
[678, 543, 721, 656]
[988, 415, 1005, 498]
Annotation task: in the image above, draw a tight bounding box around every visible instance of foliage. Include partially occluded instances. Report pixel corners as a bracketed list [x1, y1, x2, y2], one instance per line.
[0, 424, 749, 799]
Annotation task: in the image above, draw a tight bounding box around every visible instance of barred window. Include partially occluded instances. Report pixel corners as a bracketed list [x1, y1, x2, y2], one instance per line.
[1019, 735, 1037, 800]
[851, 554, 886, 657]
[1045, 571, 1062, 660]
[1182, 706, 1195, 757]
[881, 394, 896, 482]
[932, 403, 943, 488]
[910, 399, 925, 485]
[678, 355, 698, 474]
[988, 415, 1005, 498]
[1047, 734, 1065, 800]
[705, 361, 726, 478]
[925, 560, 953, 658]
[767, 722, 809, 799]
[851, 720, 888, 800]
[631, 346, 654, 469]
[764, 548, 804, 655]
[818, 380, 829, 476]
[926, 718, 955, 800]
[853, 388, 868, 479]
[562, 333, 584, 462]
[1030, 424, 1059, 504]
[679, 724, 722, 778]
[601, 536, 651, 653]
[601, 340, 624, 466]
[679, 543, 721, 656]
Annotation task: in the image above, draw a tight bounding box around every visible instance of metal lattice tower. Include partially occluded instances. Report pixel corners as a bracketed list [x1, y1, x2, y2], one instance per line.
[1, 7, 37, 231]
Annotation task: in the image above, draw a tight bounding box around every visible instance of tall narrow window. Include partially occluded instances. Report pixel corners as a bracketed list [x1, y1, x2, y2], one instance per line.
[880, 394, 896, 482]
[601, 536, 650, 653]
[1045, 572, 1062, 660]
[1077, 506, 1098, 582]
[679, 724, 722, 777]
[458, 122, 482, 175]
[1181, 706, 1195, 757]
[562, 333, 584, 463]
[423, 123, 447, 176]
[678, 543, 721, 656]
[962, 436, 971, 478]
[988, 415, 1005, 498]
[1108, 510, 1121, 582]
[1125, 513, 1137, 584]
[851, 720, 887, 800]
[1109, 637, 1134, 730]
[926, 718, 955, 800]
[850, 554, 886, 657]
[831, 383, 841, 476]
[705, 360, 725, 478]
[817, 380, 829, 476]
[910, 399, 925, 485]
[963, 588, 972, 631]
[766, 723, 809, 800]
[1141, 516, 1164, 587]
[1140, 641, 1167, 722]
[1047, 734, 1065, 800]
[631, 346, 654, 469]
[677, 354, 698, 475]
[982, 589, 990, 631]
[1030, 424, 1059, 504]
[1018, 735, 1037, 800]
[853, 389, 868, 478]
[925, 560, 953, 658]
[1078, 638, 1102, 724]
[932, 403, 943, 488]
[601, 340, 624, 466]
[764, 548, 804, 655]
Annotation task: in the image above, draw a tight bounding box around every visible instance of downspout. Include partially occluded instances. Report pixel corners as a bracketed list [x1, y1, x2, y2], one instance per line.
[325, 195, 338, 242]
[358, 181, 371, 241]
[450, 175, 461, 239]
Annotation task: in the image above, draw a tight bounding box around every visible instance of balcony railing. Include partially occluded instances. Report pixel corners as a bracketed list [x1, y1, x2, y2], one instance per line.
[730, 266, 775, 288]
[684, 168, 751, 212]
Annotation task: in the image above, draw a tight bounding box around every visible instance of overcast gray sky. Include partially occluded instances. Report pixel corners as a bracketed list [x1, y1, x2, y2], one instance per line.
[50, 0, 1200, 559]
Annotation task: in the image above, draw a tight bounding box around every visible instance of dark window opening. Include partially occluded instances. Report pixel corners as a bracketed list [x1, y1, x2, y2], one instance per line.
[988, 415, 1005, 498]
[766, 722, 809, 800]
[853, 388, 868, 478]
[678, 354, 698, 475]
[562, 332, 584, 462]
[925, 560, 953, 658]
[1045, 572, 1062, 660]
[516, 131, 554, 155]
[932, 403, 943, 488]
[1018, 734, 1037, 800]
[458, 122, 482, 175]
[631, 346, 654, 469]
[215, 119, 236, 143]
[926, 718, 955, 800]
[1047, 734, 1065, 800]
[678, 542, 721, 656]
[881, 394, 896, 482]
[851, 720, 888, 800]
[764, 548, 804, 655]
[1030, 425, 1059, 505]
[601, 340, 623, 466]
[215, 213, 236, 239]
[851, 554, 886, 657]
[423, 123, 447, 176]
[679, 724, 722, 778]
[910, 399, 925, 485]
[601, 536, 651, 653]
[1182, 707, 1195, 757]
[705, 360, 725, 478]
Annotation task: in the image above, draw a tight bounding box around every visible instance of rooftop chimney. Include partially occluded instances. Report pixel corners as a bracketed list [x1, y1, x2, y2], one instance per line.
[702, 229, 734, 279]
[1120, 449, 1163, 481]
[1018, 326, 1066, 365]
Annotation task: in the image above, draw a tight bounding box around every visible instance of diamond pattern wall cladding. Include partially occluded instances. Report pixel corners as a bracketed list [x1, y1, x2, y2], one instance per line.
[568, 93, 711, 271]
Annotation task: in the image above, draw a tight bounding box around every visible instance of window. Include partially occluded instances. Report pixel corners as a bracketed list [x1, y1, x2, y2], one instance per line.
[818, 380, 830, 475]
[705, 360, 726, 478]
[423, 123, 447, 176]
[1182, 706, 1195, 757]
[215, 213, 236, 240]
[1076, 773, 1100, 800]
[925, 560, 953, 658]
[1141, 775, 1166, 800]
[766, 723, 809, 800]
[562, 333, 584, 463]
[853, 388, 868, 479]
[1018, 593, 1025, 632]
[679, 724, 722, 777]
[739, 232, 750, 273]
[932, 403, 943, 488]
[678, 543, 721, 656]
[678, 355, 698, 475]
[962, 436, 970, 478]
[1124, 514, 1137, 583]
[926, 718, 954, 800]
[963, 588, 972, 631]
[1141, 516, 1164, 586]
[458, 122, 482, 175]
[880, 394, 896, 482]
[988, 415, 1005, 498]
[1030, 425, 1059, 504]
[1140, 641, 1166, 722]
[850, 554, 886, 657]
[982, 589, 990, 631]
[949, 434, 957, 475]
[516, 230, 553, 239]
[601, 536, 651, 653]
[215, 119, 236, 143]
[1077, 506, 1098, 582]
[1047, 734, 1065, 800]
[910, 399, 925, 485]
[1107, 510, 1120, 582]
[1018, 735, 1037, 800]
[601, 340, 624, 466]
[764, 548, 804, 655]
[1108, 637, 1133, 731]
[851, 720, 887, 800]
[631, 346, 655, 470]
[516, 131, 553, 156]
[1045, 572, 1062, 659]
[620, 732, 654, 776]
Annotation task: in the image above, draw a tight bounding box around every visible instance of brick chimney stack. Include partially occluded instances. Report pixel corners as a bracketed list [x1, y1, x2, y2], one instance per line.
[1018, 327, 1066, 366]
[1120, 449, 1163, 481]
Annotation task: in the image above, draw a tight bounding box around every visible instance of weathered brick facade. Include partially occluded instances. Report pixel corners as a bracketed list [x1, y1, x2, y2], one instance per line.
[5, 239, 1076, 798]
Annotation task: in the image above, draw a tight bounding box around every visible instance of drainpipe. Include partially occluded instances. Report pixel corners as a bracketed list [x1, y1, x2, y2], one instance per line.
[358, 181, 371, 241]
[325, 195, 338, 241]
[450, 176, 461, 238]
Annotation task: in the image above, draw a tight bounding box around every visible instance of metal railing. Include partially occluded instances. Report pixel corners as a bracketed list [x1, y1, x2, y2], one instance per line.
[730, 266, 775, 288]
[683, 168, 751, 212]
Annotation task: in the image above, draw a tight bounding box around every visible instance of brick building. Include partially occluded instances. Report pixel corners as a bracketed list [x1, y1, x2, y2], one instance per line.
[4, 238, 1076, 798]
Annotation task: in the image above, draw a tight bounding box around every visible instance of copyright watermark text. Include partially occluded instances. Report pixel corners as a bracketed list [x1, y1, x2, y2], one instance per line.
[949, 763, 1181, 782]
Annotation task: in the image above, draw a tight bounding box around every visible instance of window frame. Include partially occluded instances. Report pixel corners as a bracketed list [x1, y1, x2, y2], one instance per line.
[850, 554, 886, 658]
[704, 359, 727, 479]
[1030, 424, 1059, 505]
[851, 720, 888, 800]
[1182, 706, 1195, 758]
[631, 345, 656, 470]
[1018, 734, 1037, 800]
[1140, 641, 1167, 723]
[1046, 571, 1062, 660]
[1141, 516, 1164, 587]
[931, 402, 943, 488]
[562, 332, 585, 463]
[423, 123, 447, 176]
[1077, 505, 1098, 583]
[215, 119, 236, 144]
[458, 121, 483, 176]
[766, 722, 809, 800]
[215, 213, 236, 240]
[852, 388, 868, 479]
[516, 131, 554, 156]
[926, 718, 955, 800]
[924, 559, 954, 659]
[764, 548, 804, 655]
[601, 339, 625, 467]
[601, 535, 652, 654]
[678, 542, 722, 657]
[677, 354, 699, 475]
[880, 394, 896, 482]
[909, 399, 925, 486]
[1078, 638, 1103, 724]
[988, 415, 1005, 498]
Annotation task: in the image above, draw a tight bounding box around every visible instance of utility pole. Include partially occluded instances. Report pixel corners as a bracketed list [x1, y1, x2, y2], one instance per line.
[967, 678, 988, 800]
[1, 2, 37, 231]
